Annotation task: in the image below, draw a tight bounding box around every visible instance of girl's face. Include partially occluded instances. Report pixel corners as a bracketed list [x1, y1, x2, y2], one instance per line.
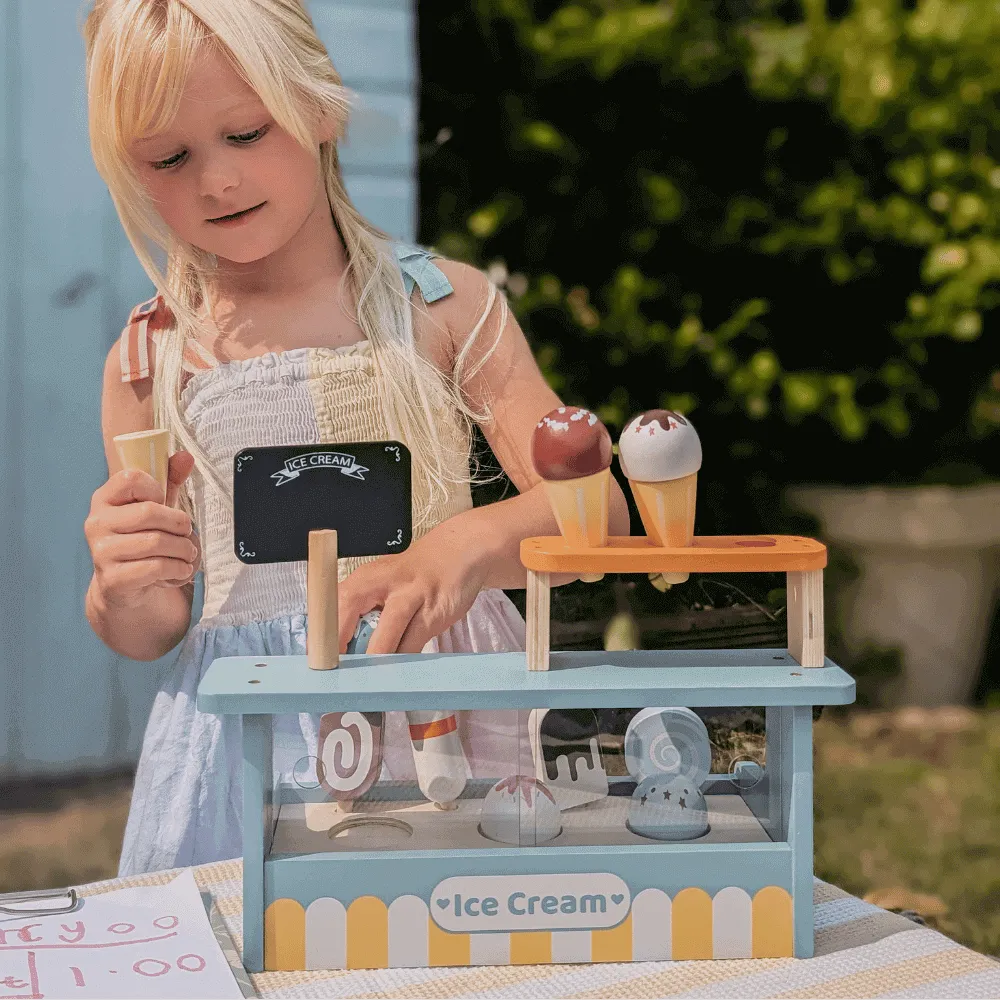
[129, 45, 332, 265]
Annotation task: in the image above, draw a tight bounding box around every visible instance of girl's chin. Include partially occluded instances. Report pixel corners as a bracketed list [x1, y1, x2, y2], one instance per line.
[204, 240, 283, 265]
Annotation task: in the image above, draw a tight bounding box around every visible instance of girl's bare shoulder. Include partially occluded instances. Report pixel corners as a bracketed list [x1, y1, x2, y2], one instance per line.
[414, 257, 501, 367]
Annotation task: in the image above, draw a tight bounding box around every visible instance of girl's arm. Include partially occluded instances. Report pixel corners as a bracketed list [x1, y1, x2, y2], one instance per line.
[337, 259, 631, 655]
[84, 343, 199, 661]
[429, 260, 630, 590]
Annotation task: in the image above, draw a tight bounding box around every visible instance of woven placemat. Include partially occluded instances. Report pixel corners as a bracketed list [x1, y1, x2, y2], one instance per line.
[79, 861, 1000, 998]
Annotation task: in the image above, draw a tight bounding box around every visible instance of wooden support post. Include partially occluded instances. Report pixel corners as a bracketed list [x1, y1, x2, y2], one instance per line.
[242, 714, 272, 973]
[786, 569, 824, 668]
[307, 529, 339, 671]
[526, 569, 551, 672]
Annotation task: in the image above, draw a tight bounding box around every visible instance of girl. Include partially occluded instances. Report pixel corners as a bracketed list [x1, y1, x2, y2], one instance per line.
[80, 0, 629, 875]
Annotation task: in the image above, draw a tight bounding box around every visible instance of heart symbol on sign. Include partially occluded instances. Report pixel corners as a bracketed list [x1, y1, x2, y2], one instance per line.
[611, 894, 624, 905]
[436, 899, 449, 909]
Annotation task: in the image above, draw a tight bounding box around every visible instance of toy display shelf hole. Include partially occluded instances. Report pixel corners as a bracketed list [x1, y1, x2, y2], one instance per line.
[255, 662, 267, 668]
[477, 821, 564, 847]
[327, 815, 413, 849]
[249, 679, 261, 684]
[772, 655, 785, 661]
[625, 819, 712, 843]
[791, 672, 802, 677]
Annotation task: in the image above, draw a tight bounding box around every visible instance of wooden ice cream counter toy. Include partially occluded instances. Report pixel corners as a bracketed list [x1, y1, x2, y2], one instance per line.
[198, 518, 855, 973]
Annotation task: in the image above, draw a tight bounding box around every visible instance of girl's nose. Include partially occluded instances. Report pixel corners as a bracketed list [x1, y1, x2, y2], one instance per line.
[198, 155, 241, 200]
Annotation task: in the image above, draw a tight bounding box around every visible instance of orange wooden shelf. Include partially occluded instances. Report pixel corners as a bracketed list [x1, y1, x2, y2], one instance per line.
[520, 535, 827, 574]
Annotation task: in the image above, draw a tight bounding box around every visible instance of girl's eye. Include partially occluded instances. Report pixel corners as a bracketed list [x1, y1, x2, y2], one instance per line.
[151, 151, 186, 171]
[147, 125, 269, 170]
[230, 125, 270, 144]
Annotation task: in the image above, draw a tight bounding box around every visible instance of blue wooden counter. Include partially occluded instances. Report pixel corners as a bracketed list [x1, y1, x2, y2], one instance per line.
[197, 649, 855, 715]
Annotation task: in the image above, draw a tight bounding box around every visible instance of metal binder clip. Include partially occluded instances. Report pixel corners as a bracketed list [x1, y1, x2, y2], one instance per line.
[0, 887, 79, 916]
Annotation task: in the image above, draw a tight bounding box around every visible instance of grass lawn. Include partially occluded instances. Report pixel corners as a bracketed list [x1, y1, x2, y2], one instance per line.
[2, 707, 998, 958]
[814, 705, 1000, 957]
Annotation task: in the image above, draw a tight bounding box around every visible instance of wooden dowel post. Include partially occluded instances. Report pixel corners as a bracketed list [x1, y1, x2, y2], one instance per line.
[307, 529, 339, 671]
[787, 568, 824, 668]
[526, 569, 551, 672]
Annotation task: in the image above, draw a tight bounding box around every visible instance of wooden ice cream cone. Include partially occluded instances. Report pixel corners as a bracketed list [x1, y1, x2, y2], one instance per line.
[630, 472, 697, 584]
[113, 428, 170, 501]
[543, 467, 611, 547]
[630, 472, 697, 547]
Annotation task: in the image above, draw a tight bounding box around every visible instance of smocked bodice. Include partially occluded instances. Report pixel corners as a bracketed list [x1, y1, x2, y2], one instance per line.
[179, 342, 473, 625]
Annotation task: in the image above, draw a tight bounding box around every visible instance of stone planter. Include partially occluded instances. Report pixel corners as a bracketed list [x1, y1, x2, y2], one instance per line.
[787, 484, 1000, 707]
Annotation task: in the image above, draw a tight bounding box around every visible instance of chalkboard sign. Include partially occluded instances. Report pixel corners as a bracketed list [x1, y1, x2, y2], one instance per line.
[233, 442, 412, 564]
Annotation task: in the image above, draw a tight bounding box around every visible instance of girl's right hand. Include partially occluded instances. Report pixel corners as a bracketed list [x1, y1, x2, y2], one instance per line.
[84, 451, 201, 610]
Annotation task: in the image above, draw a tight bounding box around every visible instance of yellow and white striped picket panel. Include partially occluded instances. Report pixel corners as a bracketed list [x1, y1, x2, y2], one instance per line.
[306, 897, 346, 969]
[264, 885, 794, 970]
[713, 887, 753, 958]
[632, 888, 671, 960]
[388, 895, 428, 967]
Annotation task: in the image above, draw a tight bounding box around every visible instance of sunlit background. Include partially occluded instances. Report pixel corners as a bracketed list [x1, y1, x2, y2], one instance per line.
[2, 0, 999, 958]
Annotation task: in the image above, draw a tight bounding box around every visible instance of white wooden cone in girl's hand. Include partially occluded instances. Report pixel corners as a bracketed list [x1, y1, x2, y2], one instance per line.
[113, 429, 170, 502]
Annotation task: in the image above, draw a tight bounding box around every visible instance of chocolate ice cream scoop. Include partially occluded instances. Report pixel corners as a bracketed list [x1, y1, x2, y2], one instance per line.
[531, 406, 613, 481]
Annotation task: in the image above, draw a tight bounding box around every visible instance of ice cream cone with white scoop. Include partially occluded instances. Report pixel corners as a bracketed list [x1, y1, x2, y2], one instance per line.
[618, 410, 702, 586]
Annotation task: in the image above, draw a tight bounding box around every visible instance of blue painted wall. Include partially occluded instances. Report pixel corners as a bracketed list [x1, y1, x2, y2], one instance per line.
[0, 0, 417, 778]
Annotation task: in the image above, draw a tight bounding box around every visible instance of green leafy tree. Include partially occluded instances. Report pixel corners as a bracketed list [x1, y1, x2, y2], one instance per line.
[418, 0, 1000, 531]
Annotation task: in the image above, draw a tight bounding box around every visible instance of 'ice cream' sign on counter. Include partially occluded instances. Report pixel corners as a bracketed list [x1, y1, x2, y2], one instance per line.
[431, 875, 630, 932]
[270, 450, 369, 484]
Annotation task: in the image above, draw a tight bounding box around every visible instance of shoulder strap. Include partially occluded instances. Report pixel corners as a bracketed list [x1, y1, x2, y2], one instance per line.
[119, 295, 216, 382]
[119, 295, 162, 382]
[393, 242, 454, 303]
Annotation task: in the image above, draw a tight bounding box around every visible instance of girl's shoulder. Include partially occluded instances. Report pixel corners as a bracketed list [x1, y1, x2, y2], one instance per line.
[117, 293, 216, 384]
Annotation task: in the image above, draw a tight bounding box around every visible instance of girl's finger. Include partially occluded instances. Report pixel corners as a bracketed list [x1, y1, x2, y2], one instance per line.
[102, 556, 194, 596]
[164, 451, 196, 509]
[396, 616, 432, 655]
[364, 592, 422, 655]
[337, 573, 387, 653]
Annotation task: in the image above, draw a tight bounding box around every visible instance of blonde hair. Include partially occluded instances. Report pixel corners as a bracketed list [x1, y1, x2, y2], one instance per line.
[82, 0, 507, 529]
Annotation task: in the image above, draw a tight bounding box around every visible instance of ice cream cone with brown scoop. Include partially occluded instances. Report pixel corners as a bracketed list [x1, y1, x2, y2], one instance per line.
[618, 409, 702, 587]
[531, 405, 613, 582]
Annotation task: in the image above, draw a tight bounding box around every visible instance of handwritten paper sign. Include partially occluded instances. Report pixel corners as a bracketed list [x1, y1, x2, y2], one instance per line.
[0, 870, 243, 999]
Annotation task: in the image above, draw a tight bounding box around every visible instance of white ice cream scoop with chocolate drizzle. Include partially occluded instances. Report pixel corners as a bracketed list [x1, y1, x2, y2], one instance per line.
[617, 409, 702, 483]
[618, 410, 702, 587]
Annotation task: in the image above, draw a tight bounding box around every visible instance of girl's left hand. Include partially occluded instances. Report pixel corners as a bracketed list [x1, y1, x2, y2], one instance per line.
[336, 525, 491, 655]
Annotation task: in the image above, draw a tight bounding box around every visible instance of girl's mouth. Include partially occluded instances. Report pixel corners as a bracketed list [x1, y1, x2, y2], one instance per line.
[208, 202, 266, 226]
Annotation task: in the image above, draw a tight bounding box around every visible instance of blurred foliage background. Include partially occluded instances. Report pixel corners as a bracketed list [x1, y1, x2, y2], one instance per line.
[417, 0, 1000, 538]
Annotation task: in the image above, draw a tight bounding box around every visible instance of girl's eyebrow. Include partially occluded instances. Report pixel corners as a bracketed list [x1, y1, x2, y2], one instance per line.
[132, 99, 267, 148]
